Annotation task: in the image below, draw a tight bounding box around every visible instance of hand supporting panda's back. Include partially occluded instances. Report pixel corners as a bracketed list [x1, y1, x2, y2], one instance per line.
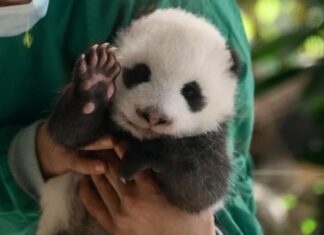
[47, 43, 120, 149]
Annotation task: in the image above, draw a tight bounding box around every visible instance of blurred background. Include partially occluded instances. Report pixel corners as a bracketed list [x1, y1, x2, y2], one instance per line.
[237, 0, 324, 234]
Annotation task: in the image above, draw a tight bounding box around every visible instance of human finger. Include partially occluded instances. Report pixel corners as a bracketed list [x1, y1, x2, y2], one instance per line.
[79, 178, 114, 232]
[105, 153, 132, 197]
[91, 174, 121, 214]
[133, 171, 161, 195]
[68, 153, 107, 175]
[113, 140, 129, 159]
[81, 135, 115, 151]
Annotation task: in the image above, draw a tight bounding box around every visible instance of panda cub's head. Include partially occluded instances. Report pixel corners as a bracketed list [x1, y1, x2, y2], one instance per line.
[112, 9, 239, 140]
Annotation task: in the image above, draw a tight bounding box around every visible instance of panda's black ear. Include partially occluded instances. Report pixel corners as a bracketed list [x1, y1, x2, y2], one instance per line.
[229, 48, 240, 77]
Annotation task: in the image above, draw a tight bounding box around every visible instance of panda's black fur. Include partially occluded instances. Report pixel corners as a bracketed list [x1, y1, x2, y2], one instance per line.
[38, 8, 239, 235]
[47, 56, 232, 213]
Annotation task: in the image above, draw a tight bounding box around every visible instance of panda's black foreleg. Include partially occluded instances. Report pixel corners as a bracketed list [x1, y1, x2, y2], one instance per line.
[119, 144, 168, 182]
[47, 43, 121, 149]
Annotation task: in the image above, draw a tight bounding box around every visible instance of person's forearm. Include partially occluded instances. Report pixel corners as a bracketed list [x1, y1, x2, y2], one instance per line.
[0, 0, 31, 6]
[8, 121, 45, 199]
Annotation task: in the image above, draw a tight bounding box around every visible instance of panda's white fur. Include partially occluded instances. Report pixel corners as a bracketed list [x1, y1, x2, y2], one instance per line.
[37, 9, 236, 235]
[112, 9, 237, 140]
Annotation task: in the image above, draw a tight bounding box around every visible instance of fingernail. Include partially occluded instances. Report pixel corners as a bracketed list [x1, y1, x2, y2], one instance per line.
[109, 47, 118, 51]
[101, 139, 112, 146]
[95, 165, 105, 173]
[120, 177, 127, 184]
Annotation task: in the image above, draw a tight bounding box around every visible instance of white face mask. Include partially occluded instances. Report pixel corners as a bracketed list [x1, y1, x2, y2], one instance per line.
[0, 0, 49, 37]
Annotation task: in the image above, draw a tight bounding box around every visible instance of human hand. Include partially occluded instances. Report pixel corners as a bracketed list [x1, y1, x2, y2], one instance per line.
[0, 0, 31, 7]
[79, 145, 216, 235]
[36, 122, 113, 179]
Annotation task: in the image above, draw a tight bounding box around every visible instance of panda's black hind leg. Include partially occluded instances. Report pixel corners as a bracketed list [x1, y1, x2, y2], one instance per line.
[47, 43, 121, 149]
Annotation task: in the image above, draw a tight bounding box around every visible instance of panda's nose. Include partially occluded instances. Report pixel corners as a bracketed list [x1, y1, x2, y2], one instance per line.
[136, 108, 171, 126]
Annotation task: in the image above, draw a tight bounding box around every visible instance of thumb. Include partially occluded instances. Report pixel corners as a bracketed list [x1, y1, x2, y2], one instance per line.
[81, 135, 114, 151]
[67, 153, 107, 175]
[134, 171, 160, 194]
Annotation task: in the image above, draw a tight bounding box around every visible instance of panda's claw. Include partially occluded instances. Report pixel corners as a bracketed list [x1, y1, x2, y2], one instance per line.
[109, 47, 118, 52]
[102, 42, 110, 48]
[104, 50, 116, 70]
[72, 43, 120, 114]
[86, 45, 98, 68]
[106, 64, 121, 80]
[120, 177, 127, 184]
[76, 54, 87, 75]
[73, 43, 120, 91]
[98, 45, 108, 67]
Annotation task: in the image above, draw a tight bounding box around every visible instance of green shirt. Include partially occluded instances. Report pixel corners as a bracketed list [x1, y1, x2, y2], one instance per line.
[0, 0, 262, 234]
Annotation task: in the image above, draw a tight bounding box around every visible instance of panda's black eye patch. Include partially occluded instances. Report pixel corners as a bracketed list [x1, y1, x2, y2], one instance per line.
[181, 81, 206, 112]
[123, 63, 151, 89]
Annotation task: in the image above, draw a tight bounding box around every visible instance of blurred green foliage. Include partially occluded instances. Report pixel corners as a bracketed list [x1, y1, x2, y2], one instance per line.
[238, 0, 324, 163]
[238, 2, 324, 233]
[282, 193, 298, 210]
[300, 218, 318, 235]
[313, 180, 324, 195]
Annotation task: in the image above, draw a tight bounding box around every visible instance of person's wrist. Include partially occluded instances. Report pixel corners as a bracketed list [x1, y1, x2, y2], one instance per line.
[183, 209, 215, 235]
[0, 0, 31, 7]
[199, 211, 215, 235]
[198, 214, 215, 235]
[36, 122, 56, 179]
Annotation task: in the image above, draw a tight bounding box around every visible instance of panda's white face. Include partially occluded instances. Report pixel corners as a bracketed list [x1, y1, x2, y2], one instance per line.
[111, 9, 238, 140]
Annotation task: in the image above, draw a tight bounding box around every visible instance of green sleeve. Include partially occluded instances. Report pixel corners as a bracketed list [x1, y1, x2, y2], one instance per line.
[0, 1, 123, 234]
[0, 0, 262, 234]
[0, 126, 40, 235]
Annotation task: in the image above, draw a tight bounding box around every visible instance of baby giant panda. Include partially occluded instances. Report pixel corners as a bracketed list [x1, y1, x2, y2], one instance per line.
[37, 8, 239, 235]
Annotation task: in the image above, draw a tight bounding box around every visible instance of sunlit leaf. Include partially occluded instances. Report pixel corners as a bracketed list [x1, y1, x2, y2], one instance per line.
[241, 10, 255, 42]
[300, 218, 317, 235]
[281, 193, 298, 210]
[259, 26, 279, 41]
[255, 0, 281, 25]
[302, 35, 324, 59]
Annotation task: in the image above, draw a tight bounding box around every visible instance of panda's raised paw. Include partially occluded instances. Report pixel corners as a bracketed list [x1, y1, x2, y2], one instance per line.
[74, 43, 121, 114]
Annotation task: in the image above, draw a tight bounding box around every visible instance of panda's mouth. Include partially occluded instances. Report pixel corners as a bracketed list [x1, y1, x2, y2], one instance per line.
[127, 118, 149, 131]
[121, 114, 159, 136]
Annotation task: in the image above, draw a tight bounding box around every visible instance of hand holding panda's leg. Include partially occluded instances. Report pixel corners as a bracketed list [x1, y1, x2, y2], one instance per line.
[47, 43, 120, 148]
